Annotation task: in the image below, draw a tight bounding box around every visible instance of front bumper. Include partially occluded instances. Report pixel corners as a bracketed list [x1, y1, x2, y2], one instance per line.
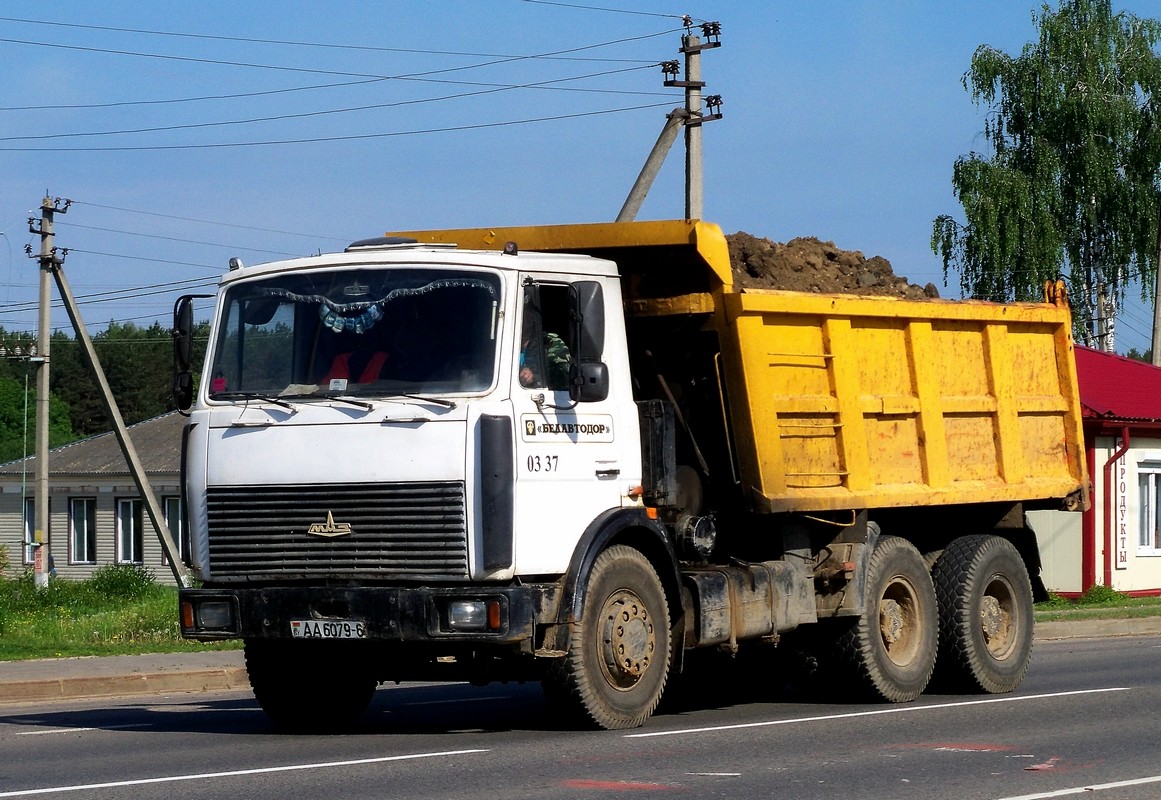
[179, 583, 560, 646]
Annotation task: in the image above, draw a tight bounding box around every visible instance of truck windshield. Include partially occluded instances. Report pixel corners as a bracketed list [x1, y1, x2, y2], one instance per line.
[207, 267, 501, 399]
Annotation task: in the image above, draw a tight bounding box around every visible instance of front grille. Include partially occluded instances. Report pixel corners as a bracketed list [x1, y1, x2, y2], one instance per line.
[205, 482, 468, 579]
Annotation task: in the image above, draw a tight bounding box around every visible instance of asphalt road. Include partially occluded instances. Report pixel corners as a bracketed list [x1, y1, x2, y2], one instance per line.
[1, 636, 1159, 800]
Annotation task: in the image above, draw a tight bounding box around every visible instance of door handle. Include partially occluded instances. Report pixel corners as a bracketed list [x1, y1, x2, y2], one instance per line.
[595, 468, 620, 478]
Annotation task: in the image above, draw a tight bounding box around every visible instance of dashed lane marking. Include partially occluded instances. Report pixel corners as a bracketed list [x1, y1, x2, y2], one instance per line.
[624, 687, 1130, 739]
[0, 749, 489, 797]
[994, 773, 1161, 799]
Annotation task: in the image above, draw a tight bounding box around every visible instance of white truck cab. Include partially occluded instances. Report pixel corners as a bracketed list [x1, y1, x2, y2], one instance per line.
[176, 236, 668, 731]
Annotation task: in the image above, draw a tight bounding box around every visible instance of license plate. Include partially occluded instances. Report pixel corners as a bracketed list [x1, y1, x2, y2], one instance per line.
[289, 619, 367, 639]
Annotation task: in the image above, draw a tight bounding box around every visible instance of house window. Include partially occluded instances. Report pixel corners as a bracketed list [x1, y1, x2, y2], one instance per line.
[163, 496, 189, 566]
[70, 497, 97, 564]
[22, 497, 51, 566]
[22, 496, 35, 564]
[117, 498, 144, 564]
[1138, 466, 1161, 555]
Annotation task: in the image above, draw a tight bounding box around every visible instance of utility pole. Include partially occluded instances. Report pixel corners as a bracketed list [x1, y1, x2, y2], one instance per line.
[617, 19, 722, 222]
[27, 196, 65, 589]
[1151, 201, 1161, 365]
[26, 195, 190, 587]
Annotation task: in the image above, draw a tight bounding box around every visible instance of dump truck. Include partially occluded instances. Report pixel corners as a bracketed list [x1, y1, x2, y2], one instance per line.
[173, 219, 1088, 731]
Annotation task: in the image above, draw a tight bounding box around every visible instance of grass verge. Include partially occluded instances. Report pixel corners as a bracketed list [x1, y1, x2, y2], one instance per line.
[0, 565, 240, 661]
[3, 559, 1160, 660]
[1035, 585, 1161, 622]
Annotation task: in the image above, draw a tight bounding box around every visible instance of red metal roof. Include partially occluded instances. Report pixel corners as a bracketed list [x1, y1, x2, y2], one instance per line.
[1075, 345, 1161, 422]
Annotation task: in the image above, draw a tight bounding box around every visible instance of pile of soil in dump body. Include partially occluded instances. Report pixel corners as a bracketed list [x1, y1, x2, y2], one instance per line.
[725, 232, 940, 299]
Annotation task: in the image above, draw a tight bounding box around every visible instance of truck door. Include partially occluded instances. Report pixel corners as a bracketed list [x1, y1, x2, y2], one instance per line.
[512, 279, 630, 574]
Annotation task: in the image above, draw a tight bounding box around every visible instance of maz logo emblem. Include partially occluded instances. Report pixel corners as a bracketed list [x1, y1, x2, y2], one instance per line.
[307, 511, 353, 538]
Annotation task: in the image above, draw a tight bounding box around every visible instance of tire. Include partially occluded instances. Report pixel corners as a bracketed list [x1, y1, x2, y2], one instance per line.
[832, 536, 938, 702]
[931, 535, 1034, 694]
[245, 639, 377, 732]
[543, 545, 672, 730]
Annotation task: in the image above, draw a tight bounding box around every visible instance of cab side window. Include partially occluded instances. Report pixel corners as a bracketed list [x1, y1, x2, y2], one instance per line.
[519, 284, 573, 391]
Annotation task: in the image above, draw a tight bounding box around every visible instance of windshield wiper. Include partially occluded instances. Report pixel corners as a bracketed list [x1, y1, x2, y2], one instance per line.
[323, 394, 374, 410]
[273, 388, 374, 411]
[212, 391, 297, 411]
[384, 393, 457, 409]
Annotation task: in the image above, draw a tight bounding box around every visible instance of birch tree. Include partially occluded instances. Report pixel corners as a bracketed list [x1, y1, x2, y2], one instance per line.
[932, 0, 1161, 349]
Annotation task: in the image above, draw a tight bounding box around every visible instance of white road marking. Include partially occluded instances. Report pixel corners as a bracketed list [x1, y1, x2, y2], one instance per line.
[0, 749, 489, 797]
[625, 687, 1130, 738]
[994, 773, 1161, 799]
[686, 772, 741, 777]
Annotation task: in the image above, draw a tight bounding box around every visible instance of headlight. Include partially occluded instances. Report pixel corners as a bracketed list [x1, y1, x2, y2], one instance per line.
[196, 600, 234, 629]
[447, 600, 488, 631]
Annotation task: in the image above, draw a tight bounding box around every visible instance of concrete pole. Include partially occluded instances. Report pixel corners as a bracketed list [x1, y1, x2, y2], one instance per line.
[51, 262, 192, 587]
[33, 197, 57, 589]
[684, 35, 703, 221]
[617, 109, 687, 222]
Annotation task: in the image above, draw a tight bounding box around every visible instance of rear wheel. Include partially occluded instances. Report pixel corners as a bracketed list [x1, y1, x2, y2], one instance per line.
[245, 639, 377, 732]
[931, 535, 1034, 693]
[832, 536, 938, 702]
[543, 545, 671, 729]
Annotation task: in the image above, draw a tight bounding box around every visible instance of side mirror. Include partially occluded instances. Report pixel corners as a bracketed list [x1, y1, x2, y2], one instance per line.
[571, 281, 604, 360]
[568, 281, 607, 403]
[172, 296, 195, 411]
[570, 362, 609, 403]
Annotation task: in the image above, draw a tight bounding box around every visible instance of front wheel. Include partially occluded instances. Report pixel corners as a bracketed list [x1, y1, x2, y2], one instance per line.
[832, 535, 938, 702]
[931, 535, 1034, 694]
[543, 545, 672, 730]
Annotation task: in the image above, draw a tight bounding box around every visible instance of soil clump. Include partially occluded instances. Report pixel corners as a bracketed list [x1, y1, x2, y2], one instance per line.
[725, 232, 939, 300]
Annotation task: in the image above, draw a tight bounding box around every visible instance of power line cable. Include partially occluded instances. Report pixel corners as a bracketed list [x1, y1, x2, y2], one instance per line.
[69, 200, 346, 241]
[0, 100, 676, 152]
[517, 0, 696, 21]
[0, 65, 662, 142]
[0, 29, 669, 113]
[0, 276, 218, 314]
[57, 222, 304, 258]
[0, 29, 671, 85]
[0, 16, 665, 63]
[62, 248, 228, 274]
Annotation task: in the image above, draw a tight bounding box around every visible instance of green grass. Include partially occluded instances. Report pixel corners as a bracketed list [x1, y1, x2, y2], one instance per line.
[1035, 585, 1161, 622]
[0, 563, 240, 661]
[2, 550, 1159, 660]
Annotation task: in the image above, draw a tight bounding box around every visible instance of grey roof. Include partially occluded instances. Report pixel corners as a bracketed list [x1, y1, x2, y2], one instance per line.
[0, 412, 184, 478]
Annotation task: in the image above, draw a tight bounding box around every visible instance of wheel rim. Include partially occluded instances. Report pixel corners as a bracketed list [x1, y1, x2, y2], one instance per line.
[599, 589, 657, 691]
[879, 575, 922, 667]
[980, 573, 1018, 659]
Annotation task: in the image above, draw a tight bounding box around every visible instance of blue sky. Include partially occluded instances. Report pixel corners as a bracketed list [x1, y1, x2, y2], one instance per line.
[1, 1, 1158, 353]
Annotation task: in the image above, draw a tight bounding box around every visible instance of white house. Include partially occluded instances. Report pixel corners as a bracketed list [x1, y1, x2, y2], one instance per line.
[0, 412, 187, 585]
[1031, 347, 1161, 597]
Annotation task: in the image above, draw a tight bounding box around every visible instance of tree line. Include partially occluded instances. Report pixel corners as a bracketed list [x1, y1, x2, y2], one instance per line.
[0, 321, 210, 463]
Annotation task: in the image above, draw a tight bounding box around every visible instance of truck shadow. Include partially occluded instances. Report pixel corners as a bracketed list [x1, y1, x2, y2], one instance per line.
[0, 648, 898, 737]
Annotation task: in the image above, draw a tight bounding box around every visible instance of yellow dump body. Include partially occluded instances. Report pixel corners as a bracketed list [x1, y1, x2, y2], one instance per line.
[391, 219, 1088, 515]
[719, 289, 1086, 513]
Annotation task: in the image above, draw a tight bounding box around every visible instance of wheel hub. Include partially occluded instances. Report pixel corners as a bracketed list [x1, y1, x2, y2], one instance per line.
[980, 595, 1002, 638]
[880, 598, 904, 644]
[600, 591, 656, 690]
[981, 577, 1016, 658]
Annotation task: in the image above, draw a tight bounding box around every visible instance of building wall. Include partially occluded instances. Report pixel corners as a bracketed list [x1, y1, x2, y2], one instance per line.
[1105, 433, 1161, 593]
[1027, 508, 1083, 594]
[0, 478, 184, 587]
[1030, 434, 1161, 595]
